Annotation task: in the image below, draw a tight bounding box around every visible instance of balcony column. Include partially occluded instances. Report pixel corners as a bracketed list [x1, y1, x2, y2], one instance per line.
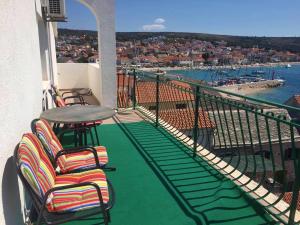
[79, 0, 117, 108]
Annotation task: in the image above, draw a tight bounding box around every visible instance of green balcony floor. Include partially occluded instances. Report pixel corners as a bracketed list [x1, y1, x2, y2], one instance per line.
[62, 121, 277, 225]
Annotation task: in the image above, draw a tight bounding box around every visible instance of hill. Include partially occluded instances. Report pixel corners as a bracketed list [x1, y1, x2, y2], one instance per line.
[58, 29, 300, 53]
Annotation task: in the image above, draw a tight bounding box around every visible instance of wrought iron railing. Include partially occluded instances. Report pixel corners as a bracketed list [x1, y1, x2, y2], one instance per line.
[117, 69, 300, 224]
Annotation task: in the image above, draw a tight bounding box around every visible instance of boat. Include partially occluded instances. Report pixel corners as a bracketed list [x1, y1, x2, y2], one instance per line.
[286, 64, 292, 68]
[252, 70, 266, 75]
[274, 78, 286, 85]
[155, 69, 166, 75]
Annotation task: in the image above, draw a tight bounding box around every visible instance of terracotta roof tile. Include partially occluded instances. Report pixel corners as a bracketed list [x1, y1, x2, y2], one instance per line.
[136, 80, 193, 104]
[117, 74, 134, 89]
[295, 95, 300, 105]
[159, 109, 215, 129]
[283, 192, 300, 210]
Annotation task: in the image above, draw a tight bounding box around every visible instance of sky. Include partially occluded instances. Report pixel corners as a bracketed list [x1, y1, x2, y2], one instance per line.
[59, 0, 300, 37]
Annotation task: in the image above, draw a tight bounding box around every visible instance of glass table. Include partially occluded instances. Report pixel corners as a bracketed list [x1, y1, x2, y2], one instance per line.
[40, 105, 116, 146]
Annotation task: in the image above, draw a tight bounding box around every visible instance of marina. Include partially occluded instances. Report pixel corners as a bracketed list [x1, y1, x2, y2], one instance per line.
[167, 64, 300, 103]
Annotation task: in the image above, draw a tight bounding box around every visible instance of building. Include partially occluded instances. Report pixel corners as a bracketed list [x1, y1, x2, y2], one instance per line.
[285, 95, 300, 123]
[0, 0, 116, 224]
[1, 0, 300, 224]
[211, 108, 300, 187]
[159, 108, 215, 149]
[136, 80, 194, 110]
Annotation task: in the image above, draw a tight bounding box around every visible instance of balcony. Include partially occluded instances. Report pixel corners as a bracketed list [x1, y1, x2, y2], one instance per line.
[56, 63, 103, 105]
[111, 70, 300, 225]
[58, 111, 275, 225]
[10, 63, 300, 225]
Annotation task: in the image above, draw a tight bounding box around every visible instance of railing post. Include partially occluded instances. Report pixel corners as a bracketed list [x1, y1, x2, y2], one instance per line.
[117, 73, 120, 108]
[193, 86, 200, 157]
[288, 157, 300, 224]
[132, 69, 137, 109]
[155, 74, 160, 127]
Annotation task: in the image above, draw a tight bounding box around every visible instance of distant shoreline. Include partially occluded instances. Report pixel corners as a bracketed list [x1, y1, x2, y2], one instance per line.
[216, 80, 284, 97]
[138, 62, 297, 98]
[140, 62, 300, 72]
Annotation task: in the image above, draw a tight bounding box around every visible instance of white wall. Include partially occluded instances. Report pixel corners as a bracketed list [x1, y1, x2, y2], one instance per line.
[0, 0, 44, 224]
[57, 63, 102, 104]
[57, 63, 90, 88]
[88, 63, 102, 103]
[55, 0, 117, 107]
[80, 0, 117, 108]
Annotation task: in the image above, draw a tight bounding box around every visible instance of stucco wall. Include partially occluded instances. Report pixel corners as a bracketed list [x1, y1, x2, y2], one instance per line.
[57, 63, 102, 104]
[57, 63, 90, 88]
[88, 63, 102, 104]
[0, 0, 44, 224]
[80, 0, 117, 108]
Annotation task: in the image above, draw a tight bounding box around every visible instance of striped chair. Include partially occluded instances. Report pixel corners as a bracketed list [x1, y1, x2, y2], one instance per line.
[14, 133, 114, 225]
[31, 119, 112, 173]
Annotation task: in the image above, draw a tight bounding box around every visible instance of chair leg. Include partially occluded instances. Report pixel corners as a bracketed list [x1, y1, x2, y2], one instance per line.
[89, 128, 95, 146]
[107, 209, 111, 222]
[94, 126, 100, 146]
[103, 210, 109, 225]
[84, 129, 88, 146]
[36, 211, 43, 225]
[74, 129, 78, 147]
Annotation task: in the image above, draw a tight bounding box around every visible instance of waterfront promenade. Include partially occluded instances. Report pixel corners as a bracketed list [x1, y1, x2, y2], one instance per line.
[216, 79, 284, 96]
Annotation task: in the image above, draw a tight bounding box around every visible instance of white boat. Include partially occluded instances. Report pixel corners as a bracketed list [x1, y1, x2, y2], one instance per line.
[286, 64, 292, 68]
[275, 79, 286, 85]
[155, 69, 166, 75]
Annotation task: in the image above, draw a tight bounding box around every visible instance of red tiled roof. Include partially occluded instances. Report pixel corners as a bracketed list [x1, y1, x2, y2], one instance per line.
[160, 109, 215, 129]
[118, 92, 130, 108]
[136, 80, 193, 104]
[283, 192, 300, 210]
[142, 56, 158, 63]
[117, 74, 134, 90]
[285, 94, 300, 108]
[295, 95, 300, 105]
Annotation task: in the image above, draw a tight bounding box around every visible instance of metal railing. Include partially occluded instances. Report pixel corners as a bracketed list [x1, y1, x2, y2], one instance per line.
[117, 69, 300, 224]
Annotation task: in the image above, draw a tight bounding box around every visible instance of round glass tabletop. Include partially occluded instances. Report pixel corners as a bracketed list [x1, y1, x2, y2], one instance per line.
[40, 105, 116, 123]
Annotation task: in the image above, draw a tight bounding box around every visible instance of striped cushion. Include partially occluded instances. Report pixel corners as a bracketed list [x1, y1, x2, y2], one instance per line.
[35, 119, 66, 169]
[35, 119, 108, 173]
[55, 95, 66, 107]
[63, 146, 108, 171]
[48, 169, 109, 212]
[18, 134, 56, 197]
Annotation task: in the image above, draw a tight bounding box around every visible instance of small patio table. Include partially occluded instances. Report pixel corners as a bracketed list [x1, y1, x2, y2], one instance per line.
[40, 105, 116, 146]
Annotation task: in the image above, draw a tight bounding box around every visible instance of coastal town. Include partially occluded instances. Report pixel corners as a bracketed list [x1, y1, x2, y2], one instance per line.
[56, 30, 300, 67]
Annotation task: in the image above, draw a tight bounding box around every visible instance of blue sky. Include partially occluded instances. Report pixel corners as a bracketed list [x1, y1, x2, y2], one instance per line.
[59, 0, 300, 37]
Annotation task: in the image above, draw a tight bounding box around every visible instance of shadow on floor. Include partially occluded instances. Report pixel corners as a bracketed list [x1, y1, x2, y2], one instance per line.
[118, 121, 277, 225]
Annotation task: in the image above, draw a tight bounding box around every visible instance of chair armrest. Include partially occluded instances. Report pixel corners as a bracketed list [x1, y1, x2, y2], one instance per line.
[77, 89, 92, 96]
[63, 95, 86, 105]
[61, 91, 79, 98]
[106, 179, 115, 210]
[55, 146, 101, 169]
[65, 102, 84, 106]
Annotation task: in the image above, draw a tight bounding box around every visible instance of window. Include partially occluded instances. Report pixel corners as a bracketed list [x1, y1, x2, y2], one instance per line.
[176, 103, 187, 109]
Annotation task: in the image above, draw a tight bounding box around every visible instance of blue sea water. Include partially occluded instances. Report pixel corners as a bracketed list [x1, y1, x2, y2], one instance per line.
[167, 65, 300, 104]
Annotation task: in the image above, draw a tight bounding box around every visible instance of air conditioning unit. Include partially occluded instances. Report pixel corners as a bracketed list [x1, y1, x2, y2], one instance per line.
[42, 0, 67, 22]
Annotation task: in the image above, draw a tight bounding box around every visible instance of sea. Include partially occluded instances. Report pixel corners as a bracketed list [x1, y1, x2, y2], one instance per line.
[167, 64, 300, 104]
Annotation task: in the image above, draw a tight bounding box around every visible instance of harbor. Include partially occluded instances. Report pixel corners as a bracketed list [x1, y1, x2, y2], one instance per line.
[216, 79, 285, 96]
[165, 64, 300, 103]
